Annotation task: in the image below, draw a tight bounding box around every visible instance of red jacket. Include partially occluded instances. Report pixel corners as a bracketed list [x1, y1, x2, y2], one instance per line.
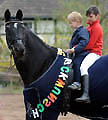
[85, 20, 103, 56]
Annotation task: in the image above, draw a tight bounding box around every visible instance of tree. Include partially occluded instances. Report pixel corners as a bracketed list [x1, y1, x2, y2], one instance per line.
[91, 0, 108, 54]
[91, 0, 108, 24]
[56, 0, 108, 54]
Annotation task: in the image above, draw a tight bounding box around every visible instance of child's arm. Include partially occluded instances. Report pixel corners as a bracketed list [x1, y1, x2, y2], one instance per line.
[74, 29, 89, 54]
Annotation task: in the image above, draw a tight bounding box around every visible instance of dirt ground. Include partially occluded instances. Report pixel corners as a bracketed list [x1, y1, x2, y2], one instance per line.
[0, 94, 89, 120]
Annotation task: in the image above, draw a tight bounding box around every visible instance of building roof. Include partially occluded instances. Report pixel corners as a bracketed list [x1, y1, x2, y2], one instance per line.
[0, 0, 61, 19]
[1, 0, 108, 20]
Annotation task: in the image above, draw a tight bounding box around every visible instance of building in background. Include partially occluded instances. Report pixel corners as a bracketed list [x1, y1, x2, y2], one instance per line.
[0, 0, 71, 50]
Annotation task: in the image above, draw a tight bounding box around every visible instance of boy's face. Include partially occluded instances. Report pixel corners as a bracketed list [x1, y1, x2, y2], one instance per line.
[68, 20, 80, 30]
[87, 13, 99, 24]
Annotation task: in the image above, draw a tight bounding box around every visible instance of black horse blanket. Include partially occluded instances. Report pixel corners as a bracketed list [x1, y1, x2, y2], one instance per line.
[70, 55, 108, 119]
[23, 48, 72, 120]
[23, 48, 108, 120]
[89, 54, 108, 105]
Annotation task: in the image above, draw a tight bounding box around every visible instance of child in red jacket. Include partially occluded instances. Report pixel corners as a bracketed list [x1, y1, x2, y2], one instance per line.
[76, 6, 103, 103]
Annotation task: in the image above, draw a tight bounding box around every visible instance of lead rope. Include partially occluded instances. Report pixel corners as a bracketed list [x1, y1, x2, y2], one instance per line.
[8, 53, 15, 71]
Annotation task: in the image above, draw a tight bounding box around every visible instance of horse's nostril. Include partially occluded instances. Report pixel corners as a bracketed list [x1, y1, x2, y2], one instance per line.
[21, 48, 24, 53]
[15, 47, 19, 52]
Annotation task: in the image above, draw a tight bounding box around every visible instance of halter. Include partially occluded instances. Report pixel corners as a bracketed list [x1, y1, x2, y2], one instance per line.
[5, 21, 24, 25]
[5, 20, 25, 60]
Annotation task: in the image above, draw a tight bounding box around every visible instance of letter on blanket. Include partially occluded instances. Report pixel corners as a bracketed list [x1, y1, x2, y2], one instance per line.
[61, 66, 70, 73]
[55, 78, 65, 88]
[59, 72, 68, 81]
[57, 48, 66, 56]
[43, 98, 51, 107]
[52, 86, 61, 95]
[37, 104, 44, 112]
[48, 93, 57, 103]
[64, 58, 72, 65]
[32, 108, 39, 118]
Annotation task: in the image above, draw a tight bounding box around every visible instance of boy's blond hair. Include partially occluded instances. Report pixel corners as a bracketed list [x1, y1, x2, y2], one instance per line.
[67, 11, 82, 23]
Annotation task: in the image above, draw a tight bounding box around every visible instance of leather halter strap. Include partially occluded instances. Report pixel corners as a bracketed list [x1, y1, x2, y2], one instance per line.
[5, 21, 24, 25]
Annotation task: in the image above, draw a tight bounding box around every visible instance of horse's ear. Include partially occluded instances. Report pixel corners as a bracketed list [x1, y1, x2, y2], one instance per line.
[4, 9, 11, 22]
[16, 9, 23, 21]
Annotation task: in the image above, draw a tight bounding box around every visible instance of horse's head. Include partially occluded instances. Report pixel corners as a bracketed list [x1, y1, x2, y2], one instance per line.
[4, 9, 57, 85]
[4, 9, 25, 58]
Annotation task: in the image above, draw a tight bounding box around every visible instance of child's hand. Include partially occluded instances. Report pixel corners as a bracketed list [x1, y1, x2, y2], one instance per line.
[66, 48, 74, 54]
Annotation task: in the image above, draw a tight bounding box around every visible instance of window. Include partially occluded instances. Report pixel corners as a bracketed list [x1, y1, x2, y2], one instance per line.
[37, 20, 55, 33]
[24, 21, 35, 33]
[56, 21, 71, 33]
[36, 20, 55, 45]
[0, 24, 5, 34]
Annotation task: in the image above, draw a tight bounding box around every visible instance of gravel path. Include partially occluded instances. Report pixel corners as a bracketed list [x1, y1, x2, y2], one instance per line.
[0, 94, 88, 120]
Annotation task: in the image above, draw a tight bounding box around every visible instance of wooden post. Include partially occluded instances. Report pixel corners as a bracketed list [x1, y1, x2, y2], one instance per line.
[10, 73, 13, 91]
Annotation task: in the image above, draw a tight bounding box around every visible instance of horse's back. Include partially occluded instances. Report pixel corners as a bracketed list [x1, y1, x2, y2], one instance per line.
[89, 55, 108, 105]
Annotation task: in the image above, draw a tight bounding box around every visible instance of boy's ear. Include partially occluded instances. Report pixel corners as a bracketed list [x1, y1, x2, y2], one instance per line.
[96, 14, 99, 19]
[16, 9, 23, 20]
[4, 9, 11, 22]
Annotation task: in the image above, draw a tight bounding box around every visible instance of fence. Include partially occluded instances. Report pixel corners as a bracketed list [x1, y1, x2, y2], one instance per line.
[0, 62, 21, 92]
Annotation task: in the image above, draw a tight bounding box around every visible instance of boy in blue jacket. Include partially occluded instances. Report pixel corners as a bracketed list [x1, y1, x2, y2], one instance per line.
[66, 11, 89, 91]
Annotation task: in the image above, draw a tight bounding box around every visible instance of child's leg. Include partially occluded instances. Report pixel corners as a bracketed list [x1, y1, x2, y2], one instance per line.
[68, 55, 86, 90]
[80, 53, 100, 76]
[76, 53, 100, 103]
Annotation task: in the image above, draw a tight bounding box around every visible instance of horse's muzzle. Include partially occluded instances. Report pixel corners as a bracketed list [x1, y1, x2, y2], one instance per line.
[13, 40, 25, 57]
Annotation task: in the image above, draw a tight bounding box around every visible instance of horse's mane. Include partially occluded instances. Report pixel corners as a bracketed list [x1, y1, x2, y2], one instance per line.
[23, 25, 57, 54]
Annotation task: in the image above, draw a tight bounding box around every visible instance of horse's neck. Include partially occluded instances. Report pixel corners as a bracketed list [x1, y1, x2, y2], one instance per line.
[15, 33, 57, 86]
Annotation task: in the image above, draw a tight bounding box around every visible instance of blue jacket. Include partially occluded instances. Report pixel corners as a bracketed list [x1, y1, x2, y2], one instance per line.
[69, 26, 89, 55]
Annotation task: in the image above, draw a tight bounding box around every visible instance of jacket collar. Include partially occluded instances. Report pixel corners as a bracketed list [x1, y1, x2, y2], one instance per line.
[73, 25, 83, 34]
[87, 20, 99, 26]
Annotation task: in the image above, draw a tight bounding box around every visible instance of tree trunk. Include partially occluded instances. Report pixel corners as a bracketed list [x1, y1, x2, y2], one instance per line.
[100, 12, 108, 24]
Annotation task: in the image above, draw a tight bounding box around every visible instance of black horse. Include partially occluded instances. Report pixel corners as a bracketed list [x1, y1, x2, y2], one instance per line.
[4, 9, 108, 120]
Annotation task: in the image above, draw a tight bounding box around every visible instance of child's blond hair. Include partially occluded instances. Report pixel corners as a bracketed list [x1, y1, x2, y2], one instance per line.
[67, 11, 82, 23]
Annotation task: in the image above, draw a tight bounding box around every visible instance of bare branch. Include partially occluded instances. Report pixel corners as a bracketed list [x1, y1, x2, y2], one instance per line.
[100, 12, 108, 24]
